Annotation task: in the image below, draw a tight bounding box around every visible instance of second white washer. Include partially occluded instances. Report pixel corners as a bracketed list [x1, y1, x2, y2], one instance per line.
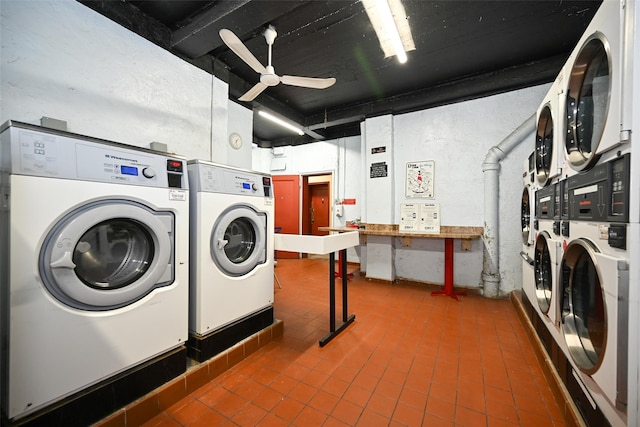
[187, 160, 274, 361]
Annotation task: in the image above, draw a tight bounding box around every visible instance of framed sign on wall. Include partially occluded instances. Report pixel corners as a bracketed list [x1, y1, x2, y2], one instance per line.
[406, 160, 434, 198]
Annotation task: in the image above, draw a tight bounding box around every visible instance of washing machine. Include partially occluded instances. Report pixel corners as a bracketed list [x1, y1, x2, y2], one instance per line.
[521, 152, 537, 306]
[0, 121, 189, 423]
[187, 160, 274, 362]
[562, 0, 627, 178]
[533, 181, 564, 343]
[561, 153, 631, 426]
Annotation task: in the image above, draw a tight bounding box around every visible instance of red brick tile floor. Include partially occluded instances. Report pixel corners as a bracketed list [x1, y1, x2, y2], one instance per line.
[143, 258, 565, 426]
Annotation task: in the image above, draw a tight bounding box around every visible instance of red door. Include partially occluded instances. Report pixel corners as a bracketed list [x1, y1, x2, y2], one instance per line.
[310, 184, 329, 236]
[273, 175, 300, 259]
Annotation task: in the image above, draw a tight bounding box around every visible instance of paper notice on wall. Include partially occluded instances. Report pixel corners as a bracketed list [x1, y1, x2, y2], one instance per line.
[400, 203, 440, 233]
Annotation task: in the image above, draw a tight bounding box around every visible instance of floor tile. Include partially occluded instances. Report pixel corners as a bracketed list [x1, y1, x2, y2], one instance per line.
[111, 259, 568, 427]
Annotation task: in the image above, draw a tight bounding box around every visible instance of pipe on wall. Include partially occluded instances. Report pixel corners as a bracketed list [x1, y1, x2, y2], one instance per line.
[481, 113, 536, 298]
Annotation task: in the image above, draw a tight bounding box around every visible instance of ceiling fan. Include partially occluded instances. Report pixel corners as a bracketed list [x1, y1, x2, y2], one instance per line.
[219, 25, 336, 102]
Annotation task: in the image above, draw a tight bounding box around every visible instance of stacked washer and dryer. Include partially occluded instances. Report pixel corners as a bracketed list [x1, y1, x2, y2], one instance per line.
[187, 160, 275, 362]
[520, 151, 536, 309]
[528, 72, 567, 364]
[525, 1, 638, 425]
[0, 121, 190, 426]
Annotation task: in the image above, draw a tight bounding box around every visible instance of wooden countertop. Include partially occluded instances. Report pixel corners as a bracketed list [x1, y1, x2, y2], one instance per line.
[318, 225, 483, 240]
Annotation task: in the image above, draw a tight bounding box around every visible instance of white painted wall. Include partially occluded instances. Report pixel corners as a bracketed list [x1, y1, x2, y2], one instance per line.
[0, 0, 249, 164]
[225, 101, 253, 169]
[391, 86, 548, 293]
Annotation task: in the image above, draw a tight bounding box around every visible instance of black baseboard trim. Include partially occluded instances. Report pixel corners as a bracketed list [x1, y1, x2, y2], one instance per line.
[5, 346, 187, 427]
[187, 306, 274, 362]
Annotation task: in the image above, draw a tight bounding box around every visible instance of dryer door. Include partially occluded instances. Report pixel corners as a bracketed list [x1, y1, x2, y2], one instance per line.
[535, 104, 555, 187]
[40, 200, 174, 310]
[565, 35, 611, 172]
[210, 204, 267, 277]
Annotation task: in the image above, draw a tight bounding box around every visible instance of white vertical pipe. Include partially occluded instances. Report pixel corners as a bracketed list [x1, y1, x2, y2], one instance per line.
[482, 114, 536, 297]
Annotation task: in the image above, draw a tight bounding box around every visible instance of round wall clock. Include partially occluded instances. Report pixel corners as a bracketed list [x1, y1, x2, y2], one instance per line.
[229, 132, 243, 150]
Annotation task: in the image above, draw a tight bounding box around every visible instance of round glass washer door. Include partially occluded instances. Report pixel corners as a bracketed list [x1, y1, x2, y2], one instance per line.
[534, 232, 553, 314]
[560, 239, 606, 375]
[535, 104, 554, 187]
[565, 34, 611, 172]
[210, 204, 267, 277]
[521, 187, 531, 245]
[40, 200, 174, 311]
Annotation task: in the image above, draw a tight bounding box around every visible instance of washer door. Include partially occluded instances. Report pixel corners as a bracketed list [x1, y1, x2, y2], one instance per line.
[534, 232, 554, 314]
[535, 104, 554, 187]
[560, 239, 606, 374]
[565, 34, 611, 172]
[40, 200, 174, 311]
[521, 187, 531, 245]
[210, 204, 267, 277]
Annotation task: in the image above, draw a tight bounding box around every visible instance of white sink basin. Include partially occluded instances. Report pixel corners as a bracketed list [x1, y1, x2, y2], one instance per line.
[274, 231, 359, 254]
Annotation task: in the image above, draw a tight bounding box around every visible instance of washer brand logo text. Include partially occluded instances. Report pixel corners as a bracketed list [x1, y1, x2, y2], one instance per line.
[105, 154, 139, 163]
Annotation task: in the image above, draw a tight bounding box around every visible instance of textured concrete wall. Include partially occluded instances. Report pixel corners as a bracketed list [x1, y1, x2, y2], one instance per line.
[0, 0, 244, 163]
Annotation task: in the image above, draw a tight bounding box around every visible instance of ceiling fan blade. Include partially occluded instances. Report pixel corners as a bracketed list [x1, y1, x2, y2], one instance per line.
[219, 29, 267, 74]
[281, 76, 336, 89]
[238, 82, 269, 102]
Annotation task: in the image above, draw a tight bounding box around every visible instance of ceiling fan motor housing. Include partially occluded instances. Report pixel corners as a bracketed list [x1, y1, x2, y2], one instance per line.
[261, 65, 280, 86]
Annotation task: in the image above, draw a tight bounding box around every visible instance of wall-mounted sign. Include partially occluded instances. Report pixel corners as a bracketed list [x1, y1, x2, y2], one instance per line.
[399, 203, 440, 233]
[406, 160, 435, 198]
[371, 146, 386, 154]
[342, 198, 356, 205]
[370, 162, 388, 178]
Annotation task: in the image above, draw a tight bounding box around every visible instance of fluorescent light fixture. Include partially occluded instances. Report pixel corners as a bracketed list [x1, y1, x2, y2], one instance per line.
[362, 0, 415, 64]
[259, 110, 305, 136]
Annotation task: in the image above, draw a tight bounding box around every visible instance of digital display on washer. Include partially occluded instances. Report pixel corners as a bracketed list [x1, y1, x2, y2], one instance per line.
[242, 182, 251, 190]
[120, 165, 139, 176]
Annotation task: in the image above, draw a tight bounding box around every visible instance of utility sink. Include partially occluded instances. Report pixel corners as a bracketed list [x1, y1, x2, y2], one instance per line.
[274, 231, 359, 254]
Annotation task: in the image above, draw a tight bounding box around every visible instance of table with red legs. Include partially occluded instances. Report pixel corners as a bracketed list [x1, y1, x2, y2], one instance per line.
[319, 225, 483, 301]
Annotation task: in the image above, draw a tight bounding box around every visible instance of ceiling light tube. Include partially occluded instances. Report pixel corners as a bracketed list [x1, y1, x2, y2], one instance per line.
[377, 0, 407, 63]
[259, 110, 305, 136]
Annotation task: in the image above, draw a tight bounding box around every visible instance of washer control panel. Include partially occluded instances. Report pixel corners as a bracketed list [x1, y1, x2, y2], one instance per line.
[1, 123, 187, 189]
[189, 161, 273, 198]
[566, 153, 630, 222]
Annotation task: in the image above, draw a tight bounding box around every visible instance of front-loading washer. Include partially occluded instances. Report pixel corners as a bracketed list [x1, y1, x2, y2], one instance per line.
[560, 153, 631, 426]
[0, 122, 189, 424]
[533, 182, 564, 344]
[187, 160, 274, 362]
[521, 152, 537, 306]
[562, 0, 627, 177]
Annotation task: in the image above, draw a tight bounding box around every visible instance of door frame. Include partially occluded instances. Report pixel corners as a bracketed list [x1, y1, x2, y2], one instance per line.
[301, 171, 334, 236]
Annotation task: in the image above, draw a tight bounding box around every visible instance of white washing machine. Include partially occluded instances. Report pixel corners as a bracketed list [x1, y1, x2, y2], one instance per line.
[0, 122, 189, 423]
[560, 221, 628, 426]
[562, 0, 627, 178]
[187, 160, 274, 362]
[561, 153, 631, 426]
[521, 152, 537, 306]
[533, 182, 564, 342]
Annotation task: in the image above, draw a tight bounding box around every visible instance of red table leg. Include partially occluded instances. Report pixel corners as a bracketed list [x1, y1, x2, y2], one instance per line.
[431, 238, 466, 300]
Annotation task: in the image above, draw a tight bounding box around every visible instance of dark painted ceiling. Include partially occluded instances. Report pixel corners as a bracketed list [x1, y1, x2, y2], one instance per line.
[79, 0, 602, 148]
